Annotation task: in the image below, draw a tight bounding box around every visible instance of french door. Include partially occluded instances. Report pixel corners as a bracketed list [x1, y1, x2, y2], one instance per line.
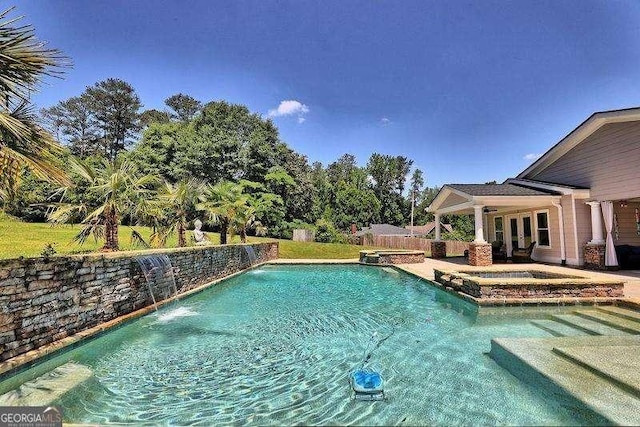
[506, 214, 533, 256]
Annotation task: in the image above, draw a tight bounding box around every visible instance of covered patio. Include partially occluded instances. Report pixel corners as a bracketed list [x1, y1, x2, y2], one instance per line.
[427, 183, 566, 266]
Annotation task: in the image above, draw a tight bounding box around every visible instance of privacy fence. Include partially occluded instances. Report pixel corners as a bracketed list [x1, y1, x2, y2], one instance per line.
[362, 235, 469, 255]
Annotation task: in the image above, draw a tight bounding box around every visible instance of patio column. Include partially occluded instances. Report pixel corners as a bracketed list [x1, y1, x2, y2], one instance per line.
[586, 201, 605, 244]
[473, 205, 486, 243]
[430, 212, 446, 258]
[584, 201, 606, 270]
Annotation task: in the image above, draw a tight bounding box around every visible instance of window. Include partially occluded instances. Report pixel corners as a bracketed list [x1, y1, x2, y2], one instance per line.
[494, 216, 504, 243]
[535, 210, 550, 247]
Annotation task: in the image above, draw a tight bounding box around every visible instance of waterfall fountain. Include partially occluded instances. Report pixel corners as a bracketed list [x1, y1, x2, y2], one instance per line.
[242, 245, 257, 267]
[135, 254, 179, 311]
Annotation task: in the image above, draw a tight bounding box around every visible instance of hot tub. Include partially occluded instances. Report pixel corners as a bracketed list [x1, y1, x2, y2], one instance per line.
[433, 268, 624, 301]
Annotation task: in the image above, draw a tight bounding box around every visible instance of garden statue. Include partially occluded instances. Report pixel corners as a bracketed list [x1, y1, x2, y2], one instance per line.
[193, 219, 210, 245]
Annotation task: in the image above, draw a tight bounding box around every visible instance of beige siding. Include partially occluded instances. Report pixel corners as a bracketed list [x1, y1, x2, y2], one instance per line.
[614, 202, 640, 245]
[560, 195, 578, 262]
[530, 122, 640, 201]
[574, 200, 593, 264]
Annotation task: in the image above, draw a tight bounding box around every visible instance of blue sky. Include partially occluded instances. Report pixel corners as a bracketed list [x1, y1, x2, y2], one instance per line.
[16, 0, 640, 186]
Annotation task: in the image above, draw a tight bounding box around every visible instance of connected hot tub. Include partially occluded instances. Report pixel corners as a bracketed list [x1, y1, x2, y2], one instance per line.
[433, 268, 625, 302]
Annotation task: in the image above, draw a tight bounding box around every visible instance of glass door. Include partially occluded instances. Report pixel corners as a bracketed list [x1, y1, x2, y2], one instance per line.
[506, 214, 533, 256]
[509, 217, 519, 252]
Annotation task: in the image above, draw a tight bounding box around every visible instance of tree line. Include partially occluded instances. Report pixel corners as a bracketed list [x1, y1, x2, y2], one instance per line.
[0, 7, 473, 251]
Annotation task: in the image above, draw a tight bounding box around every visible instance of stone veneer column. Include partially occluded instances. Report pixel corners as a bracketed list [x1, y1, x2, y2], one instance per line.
[468, 242, 492, 266]
[431, 241, 446, 258]
[583, 243, 606, 270]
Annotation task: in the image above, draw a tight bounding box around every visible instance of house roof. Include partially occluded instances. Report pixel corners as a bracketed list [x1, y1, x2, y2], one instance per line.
[427, 183, 562, 214]
[518, 107, 640, 179]
[446, 183, 556, 197]
[405, 222, 453, 234]
[355, 224, 412, 236]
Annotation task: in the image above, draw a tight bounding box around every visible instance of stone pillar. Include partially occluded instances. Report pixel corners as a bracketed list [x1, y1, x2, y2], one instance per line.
[431, 241, 446, 259]
[586, 201, 605, 245]
[473, 205, 486, 243]
[434, 213, 442, 241]
[468, 242, 492, 266]
[584, 243, 606, 270]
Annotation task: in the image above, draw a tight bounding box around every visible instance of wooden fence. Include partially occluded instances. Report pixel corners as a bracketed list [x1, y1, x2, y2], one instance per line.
[362, 235, 469, 255]
[293, 229, 315, 242]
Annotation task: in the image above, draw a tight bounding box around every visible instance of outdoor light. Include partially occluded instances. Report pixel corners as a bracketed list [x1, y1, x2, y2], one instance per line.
[620, 200, 629, 208]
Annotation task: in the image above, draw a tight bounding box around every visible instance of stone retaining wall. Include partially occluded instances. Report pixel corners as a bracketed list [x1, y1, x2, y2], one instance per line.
[0, 242, 278, 362]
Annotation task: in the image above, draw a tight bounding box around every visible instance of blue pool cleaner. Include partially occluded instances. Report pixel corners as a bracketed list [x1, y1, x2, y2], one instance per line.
[350, 368, 384, 401]
[349, 324, 397, 401]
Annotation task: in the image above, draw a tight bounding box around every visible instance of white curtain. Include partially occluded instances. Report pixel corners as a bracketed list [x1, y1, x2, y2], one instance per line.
[601, 201, 618, 267]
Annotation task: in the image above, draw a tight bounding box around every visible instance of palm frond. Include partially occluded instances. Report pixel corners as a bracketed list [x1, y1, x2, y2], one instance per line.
[130, 229, 150, 248]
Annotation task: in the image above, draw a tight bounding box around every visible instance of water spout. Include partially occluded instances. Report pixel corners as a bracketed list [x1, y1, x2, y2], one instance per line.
[135, 254, 179, 311]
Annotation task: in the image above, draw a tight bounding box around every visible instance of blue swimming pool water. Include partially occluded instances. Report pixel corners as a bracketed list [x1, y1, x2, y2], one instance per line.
[1, 265, 604, 425]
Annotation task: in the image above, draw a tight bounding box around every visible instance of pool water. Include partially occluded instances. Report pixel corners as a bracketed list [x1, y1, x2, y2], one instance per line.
[1, 265, 605, 425]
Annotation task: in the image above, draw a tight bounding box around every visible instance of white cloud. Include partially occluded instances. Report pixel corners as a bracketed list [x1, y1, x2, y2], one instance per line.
[380, 117, 391, 125]
[524, 153, 542, 161]
[268, 100, 309, 123]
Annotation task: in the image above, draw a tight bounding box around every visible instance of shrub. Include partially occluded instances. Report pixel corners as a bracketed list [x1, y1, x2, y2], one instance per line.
[315, 219, 345, 243]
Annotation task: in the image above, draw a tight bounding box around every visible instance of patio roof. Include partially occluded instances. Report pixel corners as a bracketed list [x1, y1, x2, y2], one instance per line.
[428, 183, 562, 214]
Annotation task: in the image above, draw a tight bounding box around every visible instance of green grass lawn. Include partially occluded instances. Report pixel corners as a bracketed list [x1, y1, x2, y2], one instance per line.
[0, 213, 376, 260]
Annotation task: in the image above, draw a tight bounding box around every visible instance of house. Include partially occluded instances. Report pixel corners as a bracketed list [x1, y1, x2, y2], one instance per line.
[355, 222, 452, 237]
[427, 107, 640, 269]
[355, 224, 413, 237]
[405, 222, 453, 238]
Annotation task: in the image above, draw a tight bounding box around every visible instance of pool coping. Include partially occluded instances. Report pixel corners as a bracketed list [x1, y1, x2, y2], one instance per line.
[0, 261, 269, 379]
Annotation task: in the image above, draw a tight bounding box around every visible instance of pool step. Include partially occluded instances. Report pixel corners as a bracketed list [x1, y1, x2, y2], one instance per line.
[596, 305, 640, 323]
[489, 335, 640, 425]
[573, 309, 640, 334]
[552, 345, 640, 398]
[530, 319, 590, 337]
[550, 314, 632, 336]
[0, 362, 92, 406]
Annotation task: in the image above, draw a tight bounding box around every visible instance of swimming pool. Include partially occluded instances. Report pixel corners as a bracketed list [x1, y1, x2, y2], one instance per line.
[0, 264, 606, 425]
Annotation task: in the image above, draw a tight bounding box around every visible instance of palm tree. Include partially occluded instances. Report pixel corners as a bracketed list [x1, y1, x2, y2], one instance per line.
[230, 205, 257, 243]
[197, 181, 247, 245]
[0, 7, 70, 200]
[152, 179, 205, 247]
[48, 158, 157, 251]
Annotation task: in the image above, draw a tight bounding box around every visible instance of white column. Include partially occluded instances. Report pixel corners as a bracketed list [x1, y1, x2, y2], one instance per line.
[434, 213, 442, 241]
[473, 205, 486, 243]
[586, 201, 605, 244]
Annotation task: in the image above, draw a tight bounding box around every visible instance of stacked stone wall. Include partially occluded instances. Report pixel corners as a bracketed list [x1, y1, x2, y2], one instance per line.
[584, 244, 606, 270]
[0, 242, 278, 362]
[468, 243, 492, 266]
